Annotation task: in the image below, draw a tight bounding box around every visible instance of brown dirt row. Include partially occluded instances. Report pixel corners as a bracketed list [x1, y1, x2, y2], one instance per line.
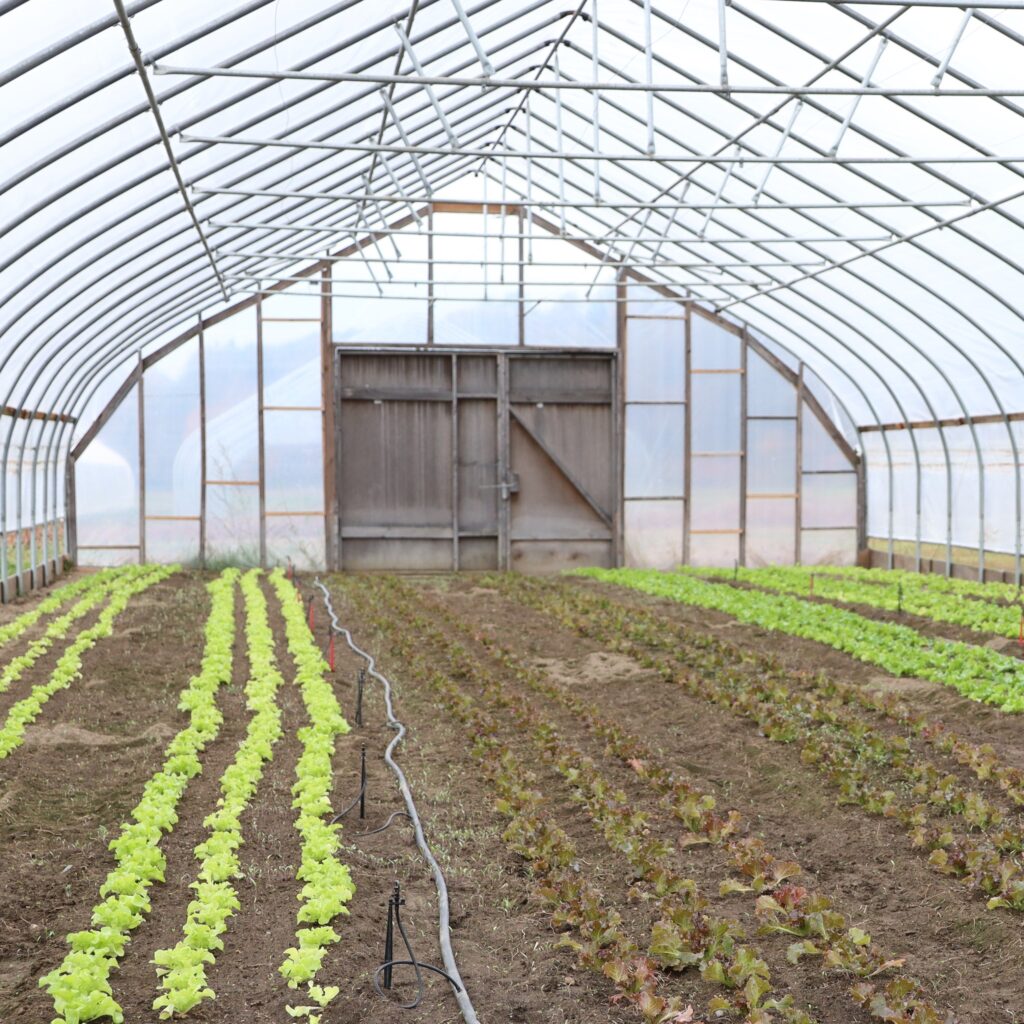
[360, 576, 858, 1024]
[1, 570, 620, 1024]
[416, 575, 1024, 1024]
[109, 579, 258, 1023]
[530, 577, 1024, 841]
[314, 578, 628, 1024]
[0, 573, 209, 1018]
[579, 575, 1024, 772]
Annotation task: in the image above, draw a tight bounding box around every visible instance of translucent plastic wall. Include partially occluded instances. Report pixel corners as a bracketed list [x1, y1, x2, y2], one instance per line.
[2, 416, 63, 583]
[75, 383, 140, 567]
[328, 212, 617, 349]
[863, 421, 1024, 573]
[144, 339, 201, 564]
[73, 292, 327, 571]
[623, 304, 860, 570]
[71, 213, 859, 573]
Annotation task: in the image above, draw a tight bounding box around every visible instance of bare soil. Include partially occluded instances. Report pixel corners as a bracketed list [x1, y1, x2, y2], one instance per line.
[2, 568, 1023, 1023]
[401, 574, 1024, 1024]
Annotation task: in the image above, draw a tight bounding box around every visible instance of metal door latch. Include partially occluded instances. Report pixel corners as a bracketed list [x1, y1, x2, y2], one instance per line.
[481, 471, 520, 500]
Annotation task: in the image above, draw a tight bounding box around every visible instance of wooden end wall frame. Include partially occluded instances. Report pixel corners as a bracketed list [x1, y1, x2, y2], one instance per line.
[64, 200, 863, 576]
[332, 346, 617, 573]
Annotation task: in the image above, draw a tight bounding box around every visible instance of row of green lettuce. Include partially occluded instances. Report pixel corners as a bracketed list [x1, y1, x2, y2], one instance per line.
[271, 568, 353, 1024]
[0, 564, 174, 759]
[0, 567, 125, 671]
[152, 569, 285, 1018]
[39, 567, 354, 1024]
[40, 568, 237, 1024]
[575, 568, 1024, 712]
[686, 564, 1023, 638]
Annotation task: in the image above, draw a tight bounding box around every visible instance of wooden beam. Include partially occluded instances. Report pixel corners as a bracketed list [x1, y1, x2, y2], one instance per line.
[860, 410, 1024, 432]
[198, 323, 207, 569]
[2, 406, 76, 424]
[796, 363, 804, 566]
[138, 360, 146, 563]
[65, 456, 77, 564]
[739, 330, 748, 567]
[509, 406, 613, 528]
[70, 362, 142, 461]
[257, 298, 267, 569]
[321, 266, 336, 571]
[615, 272, 627, 568]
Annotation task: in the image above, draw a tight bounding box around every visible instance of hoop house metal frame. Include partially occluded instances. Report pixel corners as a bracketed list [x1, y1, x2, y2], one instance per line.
[2, 0, 1023, 593]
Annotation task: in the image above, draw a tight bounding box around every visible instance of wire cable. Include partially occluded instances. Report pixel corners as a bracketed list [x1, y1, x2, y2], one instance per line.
[372, 891, 463, 1007]
[351, 810, 413, 838]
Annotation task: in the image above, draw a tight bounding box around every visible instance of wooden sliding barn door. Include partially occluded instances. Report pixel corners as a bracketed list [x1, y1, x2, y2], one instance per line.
[334, 348, 615, 572]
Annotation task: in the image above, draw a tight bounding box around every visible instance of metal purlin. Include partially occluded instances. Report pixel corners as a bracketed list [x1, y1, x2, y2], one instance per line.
[6, 110, 905, 585]
[554, 18, 1007, 579]
[607, 2, 1022, 578]
[2, 0, 1024, 581]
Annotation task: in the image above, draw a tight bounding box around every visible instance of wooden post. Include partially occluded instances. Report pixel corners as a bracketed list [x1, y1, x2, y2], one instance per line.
[795, 362, 804, 566]
[256, 298, 267, 568]
[65, 454, 77, 566]
[321, 267, 337, 571]
[138, 357, 146, 564]
[739, 330, 748, 568]
[856, 449, 868, 560]
[198, 322, 207, 568]
[683, 307, 693, 566]
[451, 353, 459, 571]
[334, 352, 344, 572]
[614, 272, 627, 567]
[517, 210, 525, 347]
[497, 352, 510, 569]
[427, 206, 435, 346]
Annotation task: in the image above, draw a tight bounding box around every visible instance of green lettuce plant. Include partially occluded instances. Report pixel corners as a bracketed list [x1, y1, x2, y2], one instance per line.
[41, 568, 238, 1024]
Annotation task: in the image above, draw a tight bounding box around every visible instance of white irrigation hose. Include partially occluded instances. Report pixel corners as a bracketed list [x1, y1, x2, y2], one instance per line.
[312, 578, 480, 1024]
